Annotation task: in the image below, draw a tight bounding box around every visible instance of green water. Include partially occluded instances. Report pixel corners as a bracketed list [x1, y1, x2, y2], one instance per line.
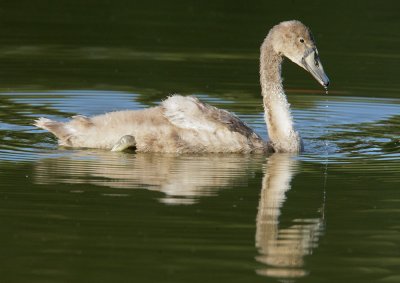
[1, 1, 400, 283]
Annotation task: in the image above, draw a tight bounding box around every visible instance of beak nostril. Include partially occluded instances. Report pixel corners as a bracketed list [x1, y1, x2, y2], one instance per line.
[302, 47, 329, 90]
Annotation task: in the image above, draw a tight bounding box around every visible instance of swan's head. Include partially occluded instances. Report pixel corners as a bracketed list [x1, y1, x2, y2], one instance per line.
[269, 20, 330, 88]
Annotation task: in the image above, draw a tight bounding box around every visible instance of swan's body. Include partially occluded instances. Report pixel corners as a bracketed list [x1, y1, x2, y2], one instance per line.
[35, 96, 269, 153]
[35, 20, 329, 153]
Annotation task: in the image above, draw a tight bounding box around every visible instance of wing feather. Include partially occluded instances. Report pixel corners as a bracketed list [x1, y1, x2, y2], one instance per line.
[162, 95, 259, 139]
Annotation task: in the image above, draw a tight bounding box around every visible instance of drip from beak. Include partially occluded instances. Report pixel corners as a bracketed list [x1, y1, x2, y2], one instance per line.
[301, 48, 330, 89]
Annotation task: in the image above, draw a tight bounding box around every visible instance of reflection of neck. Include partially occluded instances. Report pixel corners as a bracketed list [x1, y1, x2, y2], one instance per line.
[255, 153, 323, 278]
[260, 39, 301, 152]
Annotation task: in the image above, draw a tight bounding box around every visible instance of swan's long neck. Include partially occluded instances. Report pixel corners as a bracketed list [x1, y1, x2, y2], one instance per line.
[260, 39, 302, 153]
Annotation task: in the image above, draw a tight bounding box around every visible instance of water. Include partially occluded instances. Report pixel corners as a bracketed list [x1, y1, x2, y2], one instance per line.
[1, 1, 400, 283]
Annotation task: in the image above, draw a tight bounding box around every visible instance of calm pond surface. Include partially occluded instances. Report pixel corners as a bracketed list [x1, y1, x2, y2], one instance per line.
[1, 1, 400, 283]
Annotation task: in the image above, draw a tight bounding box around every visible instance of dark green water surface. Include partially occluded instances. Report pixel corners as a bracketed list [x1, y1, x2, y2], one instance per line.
[0, 1, 399, 283]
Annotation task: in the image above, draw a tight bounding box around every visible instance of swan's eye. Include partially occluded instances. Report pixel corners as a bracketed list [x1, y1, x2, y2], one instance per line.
[299, 38, 305, 43]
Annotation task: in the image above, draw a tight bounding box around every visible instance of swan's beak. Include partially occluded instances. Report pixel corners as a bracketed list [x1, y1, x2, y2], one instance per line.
[301, 48, 330, 89]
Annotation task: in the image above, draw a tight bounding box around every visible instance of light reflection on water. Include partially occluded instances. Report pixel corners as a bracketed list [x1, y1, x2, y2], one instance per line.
[0, 45, 258, 61]
[13, 90, 398, 162]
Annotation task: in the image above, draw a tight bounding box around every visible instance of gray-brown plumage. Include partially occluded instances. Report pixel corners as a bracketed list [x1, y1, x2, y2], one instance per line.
[34, 20, 329, 153]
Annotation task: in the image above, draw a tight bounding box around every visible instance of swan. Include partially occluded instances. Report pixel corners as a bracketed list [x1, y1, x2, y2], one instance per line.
[34, 20, 329, 153]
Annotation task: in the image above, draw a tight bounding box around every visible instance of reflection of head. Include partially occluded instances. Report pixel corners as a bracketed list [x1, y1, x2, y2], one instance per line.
[33, 151, 263, 204]
[255, 153, 324, 279]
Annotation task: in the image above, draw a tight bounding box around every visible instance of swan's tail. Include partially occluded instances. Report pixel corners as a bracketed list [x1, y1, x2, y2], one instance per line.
[34, 117, 73, 146]
[35, 115, 125, 149]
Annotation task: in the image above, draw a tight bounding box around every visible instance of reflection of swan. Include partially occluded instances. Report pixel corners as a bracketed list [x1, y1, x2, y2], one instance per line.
[34, 20, 329, 153]
[33, 151, 325, 278]
[255, 153, 324, 279]
[33, 152, 264, 204]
